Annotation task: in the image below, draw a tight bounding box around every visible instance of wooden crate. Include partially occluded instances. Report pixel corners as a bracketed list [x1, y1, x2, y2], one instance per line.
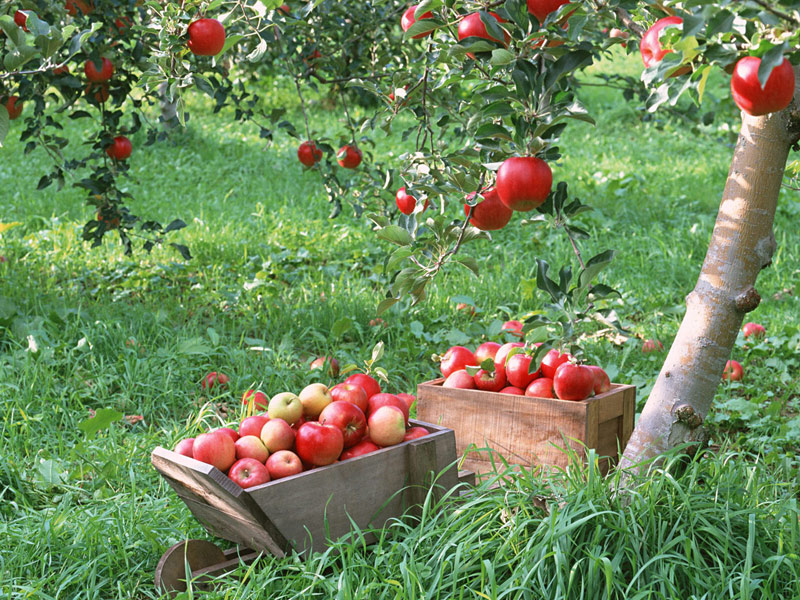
[416, 379, 635, 476]
[151, 419, 463, 558]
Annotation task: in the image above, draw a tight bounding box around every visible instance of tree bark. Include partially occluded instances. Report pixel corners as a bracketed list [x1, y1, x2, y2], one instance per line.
[620, 73, 800, 470]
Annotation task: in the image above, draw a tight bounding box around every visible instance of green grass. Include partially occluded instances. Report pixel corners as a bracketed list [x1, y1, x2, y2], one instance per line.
[1, 49, 800, 598]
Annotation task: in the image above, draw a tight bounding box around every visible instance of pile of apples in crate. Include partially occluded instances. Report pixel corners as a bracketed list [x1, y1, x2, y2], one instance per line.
[173, 368, 425, 489]
[439, 341, 611, 401]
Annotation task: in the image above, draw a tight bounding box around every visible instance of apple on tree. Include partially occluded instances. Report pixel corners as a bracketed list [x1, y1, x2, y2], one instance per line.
[496, 157, 553, 212]
[464, 187, 513, 231]
[457, 12, 510, 59]
[14, 10, 29, 32]
[187, 18, 226, 56]
[106, 136, 132, 161]
[297, 141, 323, 167]
[526, 0, 570, 24]
[228, 458, 270, 489]
[401, 4, 434, 39]
[337, 145, 362, 169]
[396, 187, 429, 215]
[640, 17, 690, 76]
[731, 57, 795, 117]
[3, 96, 23, 120]
[65, 0, 94, 17]
[84, 58, 114, 83]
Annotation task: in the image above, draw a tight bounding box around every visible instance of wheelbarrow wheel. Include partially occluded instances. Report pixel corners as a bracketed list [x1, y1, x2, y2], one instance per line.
[155, 539, 227, 597]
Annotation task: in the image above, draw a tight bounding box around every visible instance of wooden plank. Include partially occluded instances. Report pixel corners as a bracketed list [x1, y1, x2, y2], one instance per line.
[595, 419, 621, 460]
[417, 380, 636, 475]
[152, 447, 288, 556]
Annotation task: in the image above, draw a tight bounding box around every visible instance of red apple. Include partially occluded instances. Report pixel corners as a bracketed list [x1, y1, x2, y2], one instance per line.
[234, 435, 269, 463]
[443, 369, 476, 389]
[105, 135, 132, 161]
[337, 145, 362, 168]
[742, 322, 766, 339]
[367, 393, 410, 424]
[401, 4, 434, 39]
[14, 10, 29, 32]
[640, 16, 690, 75]
[642, 339, 663, 354]
[499, 386, 525, 395]
[298, 383, 332, 419]
[609, 27, 629, 47]
[201, 371, 229, 390]
[310, 355, 339, 377]
[84, 57, 114, 83]
[731, 57, 795, 117]
[474, 367, 506, 392]
[525, 377, 555, 398]
[540, 349, 571, 378]
[297, 141, 323, 167]
[526, 0, 570, 23]
[723, 360, 744, 381]
[239, 415, 270, 438]
[456, 302, 476, 316]
[464, 187, 513, 231]
[330, 383, 369, 413]
[174, 438, 195, 458]
[214, 427, 239, 443]
[188, 18, 226, 56]
[259, 418, 296, 453]
[340, 439, 380, 460]
[496, 157, 552, 212]
[192, 431, 236, 471]
[494, 342, 525, 370]
[457, 12, 510, 59]
[553, 363, 595, 401]
[295, 422, 344, 466]
[502, 320, 524, 338]
[586, 366, 611, 395]
[368, 406, 406, 447]
[396, 186, 429, 215]
[267, 392, 303, 425]
[440, 345, 477, 378]
[404, 426, 430, 441]
[506, 353, 540, 389]
[319, 401, 368, 448]
[474, 342, 502, 365]
[228, 458, 270, 488]
[3, 96, 23, 120]
[65, 0, 94, 16]
[242, 389, 269, 410]
[396, 393, 416, 410]
[265, 450, 303, 480]
[344, 373, 381, 400]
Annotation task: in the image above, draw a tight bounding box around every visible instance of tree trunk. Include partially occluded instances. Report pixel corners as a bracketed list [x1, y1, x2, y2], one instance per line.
[158, 81, 178, 127]
[619, 76, 800, 470]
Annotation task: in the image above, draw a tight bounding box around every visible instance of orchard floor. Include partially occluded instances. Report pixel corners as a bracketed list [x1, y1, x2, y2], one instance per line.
[1, 51, 799, 598]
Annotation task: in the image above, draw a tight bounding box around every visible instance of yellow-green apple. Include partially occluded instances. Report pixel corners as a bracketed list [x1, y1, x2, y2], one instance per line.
[499, 386, 525, 395]
[214, 427, 239, 443]
[193, 431, 236, 471]
[299, 383, 332, 419]
[525, 377, 554, 398]
[174, 438, 194, 457]
[319, 401, 367, 448]
[723, 360, 744, 381]
[330, 382, 369, 413]
[265, 450, 303, 480]
[344, 373, 382, 399]
[340, 439, 380, 460]
[367, 393, 409, 425]
[268, 392, 303, 425]
[242, 389, 269, 410]
[553, 363, 594, 401]
[310, 355, 340, 377]
[295, 422, 344, 466]
[586, 366, 611, 394]
[540, 349, 571, 378]
[742, 322, 766, 339]
[368, 406, 406, 447]
[234, 435, 269, 463]
[228, 458, 270, 488]
[443, 369, 475, 389]
[259, 418, 296, 453]
[403, 426, 429, 441]
[239, 414, 269, 438]
[440, 345, 477, 378]
[202, 371, 229, 390]
[506, 353, 539, 389]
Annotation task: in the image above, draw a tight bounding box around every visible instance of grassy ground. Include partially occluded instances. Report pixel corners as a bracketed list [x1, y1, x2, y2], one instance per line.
[1, 49, 799, 598]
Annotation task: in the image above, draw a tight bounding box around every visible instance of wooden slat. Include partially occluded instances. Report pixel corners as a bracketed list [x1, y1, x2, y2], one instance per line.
[152, 447, 289, 556]
[595, 419, 621, 459]
[417, 380, 636, 475]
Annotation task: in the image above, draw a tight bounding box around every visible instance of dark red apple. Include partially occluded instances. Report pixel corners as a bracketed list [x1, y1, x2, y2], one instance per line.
[464, 187, 513, 231]
[506, 353, 540, 389]
[297, 141, 323, 167]
[84, 57, 113, 82]
[340, 439, 380, 460]
[337, 145, 362, 169]
[228, 458, 270, 488]
[553, 363, 595, 401]
[742, 322, 766, 339]
[396, 186, 429, 215]
[731, 57, 795, 117]
[474, 367, 506, 392]
[403, 426, 430, 441]
[188, 18, 226, 56]
[318, 401, 367, 448]
[295, 422, 344, 466]
[457, 12, 510, 59]
[540, 349, 571, 378]
[344, 373, 381, 400]
[723, 360, 744, 381]
[526, 0, 570, 23]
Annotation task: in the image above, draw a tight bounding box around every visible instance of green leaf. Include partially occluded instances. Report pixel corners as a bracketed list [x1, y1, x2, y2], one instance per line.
[536, 258, 562, 302]
[475, 122, 513, 141]
[219, 34, 243, 56]
[491, 48, 516, 66]
[176, 337, 212, 355]
[332, 317, 354, 337]
[456, 256, 480, 277]
[78, 408, 123, 438]
[758, 44, 788, 89]
[371, 341, 385, 363]
[37, 459, 65, 486]
[0, 107, 9, 148]
[377, 225, 413, 246]
[545, 50, 593, 90]
[377, 297, 399, 316]
[578, 249, 616, 289]
[403, 19, 441, 39]
[206, 327, 220, 346]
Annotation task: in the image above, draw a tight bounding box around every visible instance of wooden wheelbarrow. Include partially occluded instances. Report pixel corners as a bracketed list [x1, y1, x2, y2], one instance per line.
[151, 419, 472, 596]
